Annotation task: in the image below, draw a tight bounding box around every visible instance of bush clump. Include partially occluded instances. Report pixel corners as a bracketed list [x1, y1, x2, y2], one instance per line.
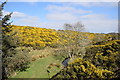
[51, 58, 114, 80]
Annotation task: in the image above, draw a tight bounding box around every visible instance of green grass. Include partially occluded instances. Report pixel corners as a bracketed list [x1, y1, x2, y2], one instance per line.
[12, 55, 61, 78]
[12, 48, 62, 78]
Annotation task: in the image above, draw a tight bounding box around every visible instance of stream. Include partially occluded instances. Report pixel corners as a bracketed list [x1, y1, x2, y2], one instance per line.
[62, 58, 70, 67]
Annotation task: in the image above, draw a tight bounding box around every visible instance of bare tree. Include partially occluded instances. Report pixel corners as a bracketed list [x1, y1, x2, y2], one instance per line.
[64, 22, 85, 32]
[61, 22, 88, 60]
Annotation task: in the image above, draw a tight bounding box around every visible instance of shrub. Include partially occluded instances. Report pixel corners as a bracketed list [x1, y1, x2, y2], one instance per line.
[51, 58, 114, 80]
[7, 25, 112, 50]
[84, 40, 120, 72]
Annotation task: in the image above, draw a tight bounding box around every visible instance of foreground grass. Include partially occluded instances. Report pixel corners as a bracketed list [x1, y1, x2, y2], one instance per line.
[12, 48, 62, 78]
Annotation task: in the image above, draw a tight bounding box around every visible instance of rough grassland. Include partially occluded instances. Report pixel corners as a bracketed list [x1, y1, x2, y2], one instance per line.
[12, 48, 62, 78]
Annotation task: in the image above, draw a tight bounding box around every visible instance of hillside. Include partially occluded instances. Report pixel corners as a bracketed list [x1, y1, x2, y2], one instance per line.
[8, 25, 112, 49]
[5, 25, 119, 79]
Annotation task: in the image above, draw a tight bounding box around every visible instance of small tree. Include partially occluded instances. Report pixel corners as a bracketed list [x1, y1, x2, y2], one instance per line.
[1, 1, 14, 79]
[1, 1, 30, 79]
[62, 22, 88, 59]
[64, 22, 85, 32]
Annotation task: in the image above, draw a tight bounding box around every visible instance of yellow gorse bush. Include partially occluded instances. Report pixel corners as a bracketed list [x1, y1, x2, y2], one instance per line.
[8, 25, 61, 49]
[6, 25, 113, 49]
[52, 58, 114, 79]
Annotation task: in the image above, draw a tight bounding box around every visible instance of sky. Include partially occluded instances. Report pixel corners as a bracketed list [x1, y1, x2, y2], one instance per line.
[2, 1, 118, 33]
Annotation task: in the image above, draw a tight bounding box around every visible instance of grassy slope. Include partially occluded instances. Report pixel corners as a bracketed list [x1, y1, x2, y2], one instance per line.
[12, 48, 62, 78]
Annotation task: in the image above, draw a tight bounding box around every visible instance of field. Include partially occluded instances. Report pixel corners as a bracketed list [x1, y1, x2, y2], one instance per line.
[11, 47, 63, 78]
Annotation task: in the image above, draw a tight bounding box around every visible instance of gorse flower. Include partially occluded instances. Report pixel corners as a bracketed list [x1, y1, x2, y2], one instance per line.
[7, 25, 113, 49]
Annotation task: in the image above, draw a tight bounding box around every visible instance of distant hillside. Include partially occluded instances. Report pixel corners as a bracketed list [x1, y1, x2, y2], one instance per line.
[8, 25, 113, 49]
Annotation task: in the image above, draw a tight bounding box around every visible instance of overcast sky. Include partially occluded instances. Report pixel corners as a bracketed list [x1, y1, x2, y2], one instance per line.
[2, 1, 118, 33]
